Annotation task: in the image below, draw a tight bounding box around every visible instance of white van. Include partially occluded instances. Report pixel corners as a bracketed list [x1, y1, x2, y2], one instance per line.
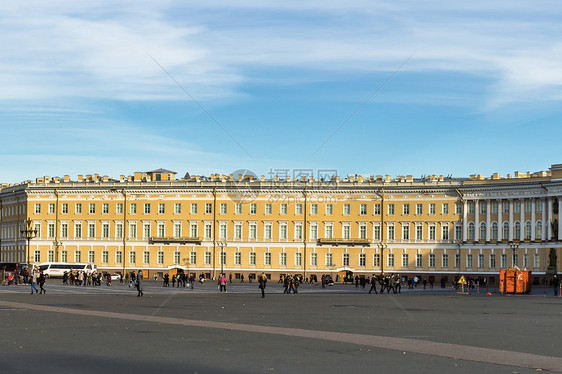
[37, 262, 97, 278]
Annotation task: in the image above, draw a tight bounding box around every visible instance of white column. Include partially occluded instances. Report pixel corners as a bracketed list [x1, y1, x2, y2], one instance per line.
[486, 200, 491, 242]
[531, 199, 536, 241]
[474, 200, 480, 241]
[520, 198, 524, 240]
[558, 198, 562, 240]
[509, 199, 514, 241]
[546, 197, 552, 240]
[497, 199, 502, 240]
[542, 198, 547, 241]
[463, 200, 468, 241]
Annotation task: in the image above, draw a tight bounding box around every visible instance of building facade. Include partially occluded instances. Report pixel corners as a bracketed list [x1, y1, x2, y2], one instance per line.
[1, 166, 561, 283]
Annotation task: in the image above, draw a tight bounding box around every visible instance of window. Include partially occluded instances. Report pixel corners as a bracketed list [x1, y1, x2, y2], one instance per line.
[144, 203, 151, 214]
[265, 204, 272, 215]
[429, 254, 436, 267]
[205, 224, 212, 239]
[191, 203, 197, 214]
[479, 202, 486, 214]
[174, 203, 181, 214]
[503, 201, 509, 214]
[61, 250, 68, 263]
[388, 204, 394, 215]
[360, 204, 367, 215]
[280, 204, 287, 215]
[129, 251, 136, 264]
[143, 251, 150, 264]
[219, 224, 227, 239]
[468, 222, 475, 240]
[296, 204, 303, 215]
[35, 203, 41, 214]
[373, 225, 380, 240]
[295, 225, 302, 240]
[442, 254, 449, 268]
[490, 254, 496, 268]
[116, 251, 122, 264]
[220, 203, 227, 214]
[76, 203, 82, 214]
[513, 253, 518, 267]
[429, 204, 436, 215]
[468, 202, 474, 214]
[102, 251, 109, 263]
[144, 223, 151, 238]
[478, 254, 484, 268]
[416, 254, 422, 267]
[514, 222, 521, 240]
[480, 222, 486, 241]
[205, 203, 212, 214]
[536, 200, 543, 213]
[250, 203, 257, 215]
[374, 204, 381, 215]
[174, 223, 181, 237]
[403, 204, 410, 215]
[401, 254, 408, 267]
[295, 253, 302, 266]
[416, 204, 423, 215]
[536, 221, 543, 239]
[280, 224, 287, 240]
[501, 254, 507, 268]
[129, 223, 137, 238]
[265, 253, 271, 265]
[492, 202, 498, 214]
[250, 252, 256, 265]
[325, 225, 333, 239]
[429, 225, 436, 240]
[525, 200, 532, 213]
[102, 223, 109, 238]
[88, 250, 95, 263]
[387, 253, 394, 267]
[388, 225, 395, 240]
[61, 223, 68, 238]
[117, 203, 123, 214]
[102, 203, 109, 214]
[49, 203, 55, 214]
[442, 224, 449, 240]
[34, 250, 41, 262]
[442, 203, 449, 215]
[190, 223, 197, 237]
[343, 253, 350, 266]
[402, 225, 409, 240]
[235, 203, 242, 214]
[455, 254, 460, 268]
[467, 254, 473, 268]
[234, 252, 241, 265]
[455, 203, 462, 215]
[34, 223, 41, 238]
[310, 252, 318, 266]
[88, 223, 95, 238]
[502, 222, 509, 241]
[343, 204, 350, 215]
[534, 253, 540, 268]
[326, 204, 333, 215]
[514, 200, 521, 214]
[220, 252, 226, 265]
[235, 224, 242, 239]
[343, 225, 350, 239]
[89, 203, 95, 214]
[310, 225, 317, 240]
[48, 250, 55, 262]
[280, 253, 287, 266]
[62, 203, 68, 214]
[455, 225, 462, 241]
[525, 222, 532, 240]
[205, 252, 212, 265]
[326, 253, 333, 267]
[75, 223, 82, 238]
[359, 225, 366, 239]
[265, 224, 272, 239]
[524, 253, 529, 268]
[116, 223, 123, 238]
[158, 203, 165, 214]
[157, 251, 164, 264]
[373, 254, 380, 267]
[492, 222, 498, 240]
[416, 225, 423, 240]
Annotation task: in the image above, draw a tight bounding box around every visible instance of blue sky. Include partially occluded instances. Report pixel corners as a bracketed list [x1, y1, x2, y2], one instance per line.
[2, 1, 562, 183]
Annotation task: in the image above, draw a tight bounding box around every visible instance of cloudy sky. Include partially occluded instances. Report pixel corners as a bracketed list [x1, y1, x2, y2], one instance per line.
[1, 1, 562, 183]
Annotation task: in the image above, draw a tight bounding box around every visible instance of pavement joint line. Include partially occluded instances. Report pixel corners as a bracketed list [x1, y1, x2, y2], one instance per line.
[151, 289, 180, 316]
[387, 294, 415, 320]
[0, 300, 560, 372]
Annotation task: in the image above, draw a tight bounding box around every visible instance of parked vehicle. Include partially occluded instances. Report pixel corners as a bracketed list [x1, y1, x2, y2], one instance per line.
[37, 262, 97, 278]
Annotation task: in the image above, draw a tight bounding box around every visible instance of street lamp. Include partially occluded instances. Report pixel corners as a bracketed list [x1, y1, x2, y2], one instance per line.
[20, 218, 38, 272]
[216, 240, 227, 276]
[509, 241, 520, 269]
[378, 242, 387, 276]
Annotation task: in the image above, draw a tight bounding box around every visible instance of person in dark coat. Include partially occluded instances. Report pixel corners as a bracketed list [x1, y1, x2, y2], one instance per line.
[38, 271, 46, 294]
[258, 272, 267, 298]
[136, 270, 144, 297]
[369, 275, 378, 294]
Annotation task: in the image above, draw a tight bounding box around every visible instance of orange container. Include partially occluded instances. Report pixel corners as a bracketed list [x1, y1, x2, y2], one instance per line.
[499, 269, 532, 294]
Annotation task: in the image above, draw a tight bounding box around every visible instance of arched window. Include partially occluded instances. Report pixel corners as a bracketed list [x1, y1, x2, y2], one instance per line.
[536, 221, 542, 240]
[525, 221, 532, 240]
[468, 222, 475, 240]
[502, 222, 509, 241]
[514, 221, 521, 240]
[491, 222, 498, 240]
[480, 222, 486, 241]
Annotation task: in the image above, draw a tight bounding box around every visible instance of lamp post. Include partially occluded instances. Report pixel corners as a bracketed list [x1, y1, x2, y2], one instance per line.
[509, 241, 520, 269]
[216, 240, 227, 276]
[378, 242, 387, 276]
[20, 218, 37, 272]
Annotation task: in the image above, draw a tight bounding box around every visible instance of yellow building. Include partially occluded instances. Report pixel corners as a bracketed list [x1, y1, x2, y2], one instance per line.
[1, 166, 561, 284]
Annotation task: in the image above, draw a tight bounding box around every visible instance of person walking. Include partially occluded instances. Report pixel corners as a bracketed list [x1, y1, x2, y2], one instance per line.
[38, 271, 46, 294]
[219, 274, 227, 292]
[136, 270, 144, 297]
[553, 275, 560, 296]
[30, 268, 38, 294]
[258, 272, 267, 298]
[368, 275, 378, 294]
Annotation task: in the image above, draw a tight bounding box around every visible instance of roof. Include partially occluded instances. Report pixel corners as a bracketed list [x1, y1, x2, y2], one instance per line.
[146, 168, 177, 174]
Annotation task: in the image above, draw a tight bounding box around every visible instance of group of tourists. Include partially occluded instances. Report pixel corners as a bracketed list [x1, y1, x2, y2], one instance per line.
[161, 273, 197, 289]
[368, 273, 402, 294]
[62, 270, 113, 286]
[282, 274, 299, 294]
